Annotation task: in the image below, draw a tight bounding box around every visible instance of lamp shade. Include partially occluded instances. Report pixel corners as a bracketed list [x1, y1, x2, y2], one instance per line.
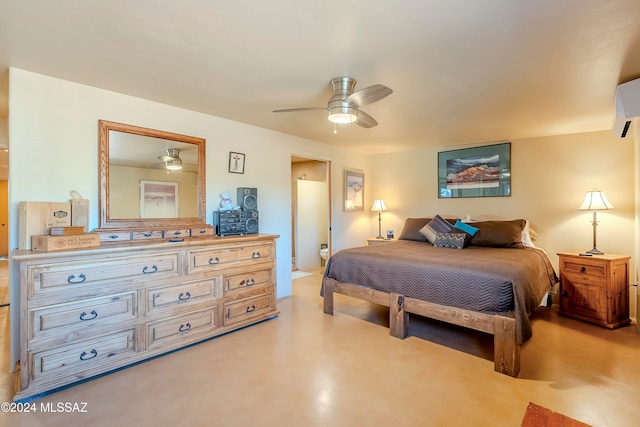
[579, 190, 613, 211]
[371, 199, 387, 212]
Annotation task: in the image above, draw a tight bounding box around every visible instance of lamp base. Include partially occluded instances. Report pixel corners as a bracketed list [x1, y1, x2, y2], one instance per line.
[376, 235, 384, 239]
[586, 247, 604, 255]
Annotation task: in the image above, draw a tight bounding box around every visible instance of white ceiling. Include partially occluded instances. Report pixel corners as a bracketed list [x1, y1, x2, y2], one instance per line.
[1, 0, 639, 155]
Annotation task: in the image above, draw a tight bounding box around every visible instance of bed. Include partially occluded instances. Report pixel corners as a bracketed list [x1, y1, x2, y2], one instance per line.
[322, 217, 558, 377]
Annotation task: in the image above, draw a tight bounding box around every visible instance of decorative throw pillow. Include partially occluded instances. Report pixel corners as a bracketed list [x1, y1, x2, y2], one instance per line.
[418, 215, 453, 243]
[433, 232, 466, 249]
[453, 220, 479, 236]
[398, 218, 432, 242]
[469, 219, 526, 249]
[449, 227, 471, 247]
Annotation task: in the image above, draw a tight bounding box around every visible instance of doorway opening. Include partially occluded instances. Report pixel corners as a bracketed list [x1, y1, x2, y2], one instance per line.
[291, 156, 332, 275]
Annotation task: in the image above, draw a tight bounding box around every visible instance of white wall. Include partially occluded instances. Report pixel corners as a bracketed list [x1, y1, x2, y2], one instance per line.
[7, 68, 373, 366]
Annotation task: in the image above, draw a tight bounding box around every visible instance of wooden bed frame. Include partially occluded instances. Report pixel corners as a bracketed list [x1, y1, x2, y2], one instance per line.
[322, 277, 520, 377]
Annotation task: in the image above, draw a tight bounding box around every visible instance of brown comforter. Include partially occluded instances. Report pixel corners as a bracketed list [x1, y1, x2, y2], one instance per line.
[323, 240, 558, 344]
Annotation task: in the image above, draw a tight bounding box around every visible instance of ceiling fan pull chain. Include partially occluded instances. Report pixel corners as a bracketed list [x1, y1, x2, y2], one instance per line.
[334, 123, 337, 134]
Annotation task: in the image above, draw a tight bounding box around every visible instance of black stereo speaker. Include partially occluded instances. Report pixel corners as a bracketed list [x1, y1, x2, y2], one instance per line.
[237, 187, 258, 210]
[244, 210, 259, 234]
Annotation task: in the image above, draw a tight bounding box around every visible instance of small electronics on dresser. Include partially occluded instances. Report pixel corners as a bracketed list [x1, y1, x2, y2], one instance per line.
[237, 187, 258, 210]
[213, 187, 259, 236]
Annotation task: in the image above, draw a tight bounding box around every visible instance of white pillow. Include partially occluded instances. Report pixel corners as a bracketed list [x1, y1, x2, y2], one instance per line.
[462, 214, 536, 248]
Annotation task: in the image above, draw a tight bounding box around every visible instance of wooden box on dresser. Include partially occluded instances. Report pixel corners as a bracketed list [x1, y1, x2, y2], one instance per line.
[13, 234, 279, 401]
[557, 252, 630, 329]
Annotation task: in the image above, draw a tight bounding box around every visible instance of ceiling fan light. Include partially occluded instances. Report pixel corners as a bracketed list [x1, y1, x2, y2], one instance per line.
[165, 158, 182, 171]
[328, 106, 358, 124]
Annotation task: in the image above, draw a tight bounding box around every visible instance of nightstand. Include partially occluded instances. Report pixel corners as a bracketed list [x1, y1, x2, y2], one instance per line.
[367, 238, 397, 246]
[557, 252, 631, 329]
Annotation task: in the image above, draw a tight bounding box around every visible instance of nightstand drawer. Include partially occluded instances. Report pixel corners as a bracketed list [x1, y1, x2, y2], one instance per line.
[560, 260, 607, 280]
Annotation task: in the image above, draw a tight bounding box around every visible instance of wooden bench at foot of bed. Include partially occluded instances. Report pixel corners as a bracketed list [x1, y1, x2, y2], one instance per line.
[322, 277, 520, 377]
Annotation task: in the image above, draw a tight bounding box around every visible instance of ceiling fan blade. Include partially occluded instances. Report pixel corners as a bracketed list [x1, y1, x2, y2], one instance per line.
[272, 107, 327, 113]
[158, 155, 173, 162]
[150, 162, 167, 169]
[355, 110, 378, 128]
[344, 84, 393, 106]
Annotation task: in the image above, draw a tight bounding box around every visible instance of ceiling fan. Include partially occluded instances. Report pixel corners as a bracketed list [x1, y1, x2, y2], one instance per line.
[273, 76, 393, 131]
[150, 148, 183, 171]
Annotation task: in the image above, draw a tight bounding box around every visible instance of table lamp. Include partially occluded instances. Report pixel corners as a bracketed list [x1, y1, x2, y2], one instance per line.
[371, 199, 387, 239]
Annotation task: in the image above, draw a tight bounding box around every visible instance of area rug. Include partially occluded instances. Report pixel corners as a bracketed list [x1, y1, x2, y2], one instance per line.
[292, 271, 313, 280]
[521, 402, 591, 427]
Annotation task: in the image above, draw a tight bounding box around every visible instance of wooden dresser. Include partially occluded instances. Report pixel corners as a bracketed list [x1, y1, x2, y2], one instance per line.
[13, 234, 279, 401]
[558, 252, 630, 329]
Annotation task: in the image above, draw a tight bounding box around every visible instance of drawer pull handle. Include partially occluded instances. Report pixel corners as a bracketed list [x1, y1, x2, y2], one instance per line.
[179, 322, 191, 332]
[143, 265, 158, 274]
[80, 349, 98, 361]
[247, 278, 255, 286]
[252, 252, 261, 259]
[198, 230, 206, 234]
[580, 267, 587, 274]
[143, 233, 153, 237]
[246, 304, 256, 313]
[178, 292, 191, 301]
[109, 235, 120, 240]
[79, 310, 98, 321]
[209, 257, 220, 265]
[173, 231, 183, 236]
[67, 274, 86, 284]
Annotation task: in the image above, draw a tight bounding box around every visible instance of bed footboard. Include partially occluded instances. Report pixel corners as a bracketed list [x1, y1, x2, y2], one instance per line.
[322, 277, 520, 377]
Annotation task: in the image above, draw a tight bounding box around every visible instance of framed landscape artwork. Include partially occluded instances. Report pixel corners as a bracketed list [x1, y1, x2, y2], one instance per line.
[437, 142, 511, 198]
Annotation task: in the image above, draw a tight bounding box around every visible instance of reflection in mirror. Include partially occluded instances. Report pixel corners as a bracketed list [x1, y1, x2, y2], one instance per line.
[98, 120, 206, 230]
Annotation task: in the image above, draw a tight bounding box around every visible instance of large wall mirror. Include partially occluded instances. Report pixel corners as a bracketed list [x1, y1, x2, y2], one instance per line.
[98, 120, 206, 230]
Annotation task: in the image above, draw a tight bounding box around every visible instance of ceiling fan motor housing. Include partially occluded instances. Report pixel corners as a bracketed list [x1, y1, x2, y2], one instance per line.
[328, 77, 358, 123]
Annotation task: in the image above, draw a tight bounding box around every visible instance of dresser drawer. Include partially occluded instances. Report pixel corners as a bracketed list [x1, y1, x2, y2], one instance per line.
[190, 227, 215, 237]
[132, 230, 164, 240]
[225, 269, 271, 293]
[147, 278, 222, 313]
[30, 292, 137, 340]
[561, 259, 607, 281]
[189, 243, 272, 273]
[146, 307, 219, 350]
[165, 229, 190, 239]
[29, 252, 181, 295]
[98, 232, 132, 242]
[224, 292, 275, 326]
[31, 329, 136, 380]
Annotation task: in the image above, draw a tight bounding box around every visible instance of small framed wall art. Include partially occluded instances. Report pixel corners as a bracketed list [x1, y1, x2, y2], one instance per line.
[229, 152, 245, 174]
[344, 169, 364, 211]
[437, 142, 511, 198]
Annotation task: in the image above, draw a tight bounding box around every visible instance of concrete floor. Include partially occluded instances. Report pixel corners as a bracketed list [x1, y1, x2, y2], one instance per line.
[0, 265, 639, 426]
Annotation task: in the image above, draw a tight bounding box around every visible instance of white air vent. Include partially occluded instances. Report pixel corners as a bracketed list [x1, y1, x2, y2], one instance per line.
[612, 77, 640, 138]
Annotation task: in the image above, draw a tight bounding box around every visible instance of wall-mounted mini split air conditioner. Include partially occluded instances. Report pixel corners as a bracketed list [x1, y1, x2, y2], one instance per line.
[612, 77, 640, 138]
